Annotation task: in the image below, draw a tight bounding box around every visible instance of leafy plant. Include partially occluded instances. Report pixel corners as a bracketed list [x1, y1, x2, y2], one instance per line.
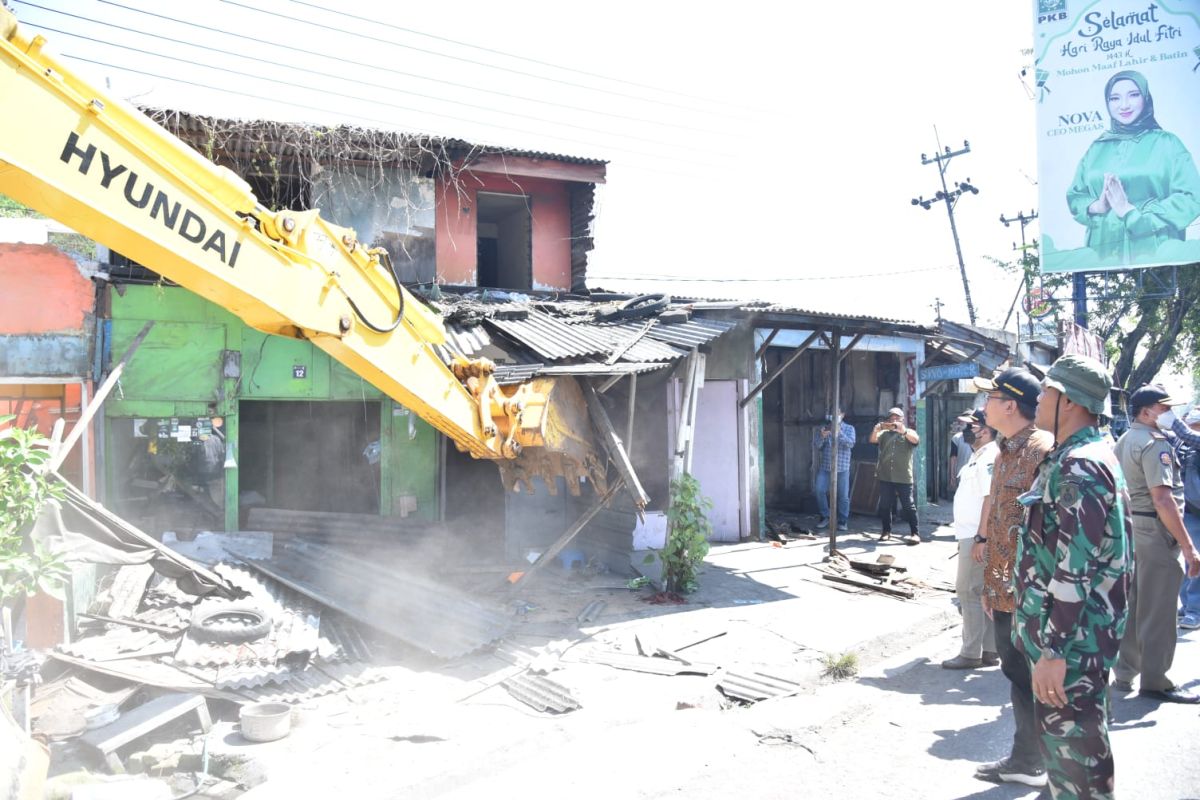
[656, 473, 713, 594]
[0, 416, 69, 603]
[820, 651, 859, 681]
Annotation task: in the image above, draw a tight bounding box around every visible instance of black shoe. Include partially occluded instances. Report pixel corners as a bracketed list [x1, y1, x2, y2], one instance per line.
[1111, 678, 1132, 692]
[975, 757, 1047, 787]
[941, 655, 982, 670]
[1140, 686, 1200, 704]
[981, 651, 1000, 667]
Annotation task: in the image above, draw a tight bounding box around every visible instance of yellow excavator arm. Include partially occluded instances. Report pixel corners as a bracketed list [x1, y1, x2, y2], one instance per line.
[0, 7, 603, 495]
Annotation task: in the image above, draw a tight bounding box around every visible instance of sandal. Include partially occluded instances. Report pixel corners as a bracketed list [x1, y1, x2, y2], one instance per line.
[879, 532, 891, 542]
[904, 535, 920, 546]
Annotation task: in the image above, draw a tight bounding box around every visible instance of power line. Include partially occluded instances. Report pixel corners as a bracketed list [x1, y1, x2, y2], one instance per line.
[16, 0, 726, 137]
[49, 52, 703, 180]
[151, 0, 740, 118]
[28, 18, 735, 161]
[282, 0, 772, 116]
[587, 264, 960, 282]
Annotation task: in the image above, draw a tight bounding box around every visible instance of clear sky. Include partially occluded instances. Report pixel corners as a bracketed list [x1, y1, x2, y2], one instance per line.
[9, 0, 1043, 328]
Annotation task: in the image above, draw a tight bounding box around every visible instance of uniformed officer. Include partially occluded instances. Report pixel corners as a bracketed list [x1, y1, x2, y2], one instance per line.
[1113, 383, 1200, 703]
[1016, 354, 1132, 800]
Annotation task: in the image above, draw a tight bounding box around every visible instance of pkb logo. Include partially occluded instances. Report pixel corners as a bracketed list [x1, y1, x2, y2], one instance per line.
[1038, 0, 1067, 23]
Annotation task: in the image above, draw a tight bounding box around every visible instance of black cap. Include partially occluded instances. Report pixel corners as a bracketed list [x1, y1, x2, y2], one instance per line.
[955, 409, 986, 426]
[973, 368, 1041, 412]
[1128, 383, 1176, 417]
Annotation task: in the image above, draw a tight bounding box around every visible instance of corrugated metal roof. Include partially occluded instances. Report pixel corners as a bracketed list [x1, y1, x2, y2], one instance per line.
[600, 319, 739, 350]
[718, 669, 805, 702]
[486, 310, 611, 361]
[501, 673, 580, 713]
[243, 541, 511, 659]
[532, 362, 668, 377]
[741, 304, 923, 327]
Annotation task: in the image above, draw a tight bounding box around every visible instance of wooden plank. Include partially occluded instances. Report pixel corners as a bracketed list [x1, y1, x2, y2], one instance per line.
[583, 382, 649, 509]
[80, 692, 210, 770]
[509, 479, 623, 589]
[47, 321, 154, 473]
[740, 330, 821, 408]
[820, 573, 914, 599]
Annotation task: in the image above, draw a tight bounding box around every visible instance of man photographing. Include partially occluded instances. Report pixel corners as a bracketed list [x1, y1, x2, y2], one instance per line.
[870, 407, 920, 544]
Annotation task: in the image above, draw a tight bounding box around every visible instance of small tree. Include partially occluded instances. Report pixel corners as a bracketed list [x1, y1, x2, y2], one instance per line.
[659, 473, 713, 594]
[0, 416, 68, 604]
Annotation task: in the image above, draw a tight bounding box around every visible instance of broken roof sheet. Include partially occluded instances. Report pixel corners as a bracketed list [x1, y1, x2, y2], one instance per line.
[602, 318, 739, 350]
[485, 310, 612, 361]
[242, 540, 511, 659]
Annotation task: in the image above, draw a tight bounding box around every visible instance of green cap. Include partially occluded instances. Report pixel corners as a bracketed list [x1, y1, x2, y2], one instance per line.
[1043, 354, 1112, 416]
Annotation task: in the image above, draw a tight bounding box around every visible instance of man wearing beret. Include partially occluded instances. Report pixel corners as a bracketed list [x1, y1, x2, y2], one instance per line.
[1016, 354, 1132, 799]
[1113, 383, 1200, 703]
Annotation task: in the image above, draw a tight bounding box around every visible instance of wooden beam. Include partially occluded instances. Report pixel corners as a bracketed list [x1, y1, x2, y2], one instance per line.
[821, 572, 914, 599]
[46, 321, 154, 474]
[625, 373, 637, 462]
[596, 373, 624, 394]
[583, 381, 650, 509]
[919, 379, 948, 399]
[464, 153, 607, 184]
[509, 479, 624, 589]
[754, 328, 781, 360]
[837, 332, 866, 363]
[919, 341, 948, 369]
[740, 330, 821, 408]
[606, 319, 656, 365]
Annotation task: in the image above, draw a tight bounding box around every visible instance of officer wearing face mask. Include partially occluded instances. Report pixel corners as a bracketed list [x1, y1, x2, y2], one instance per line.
[1113, 383, 1200, 704]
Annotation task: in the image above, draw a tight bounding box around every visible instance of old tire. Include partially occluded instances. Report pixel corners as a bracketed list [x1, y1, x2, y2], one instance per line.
[190, 601, 272, 643]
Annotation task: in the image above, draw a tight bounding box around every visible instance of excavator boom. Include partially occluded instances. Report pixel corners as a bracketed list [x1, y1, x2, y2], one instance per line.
[0, 7, 604, 495]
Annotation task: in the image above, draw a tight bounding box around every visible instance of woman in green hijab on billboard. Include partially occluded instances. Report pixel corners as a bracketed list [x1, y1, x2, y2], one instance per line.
[1066, 70, 1200, 265]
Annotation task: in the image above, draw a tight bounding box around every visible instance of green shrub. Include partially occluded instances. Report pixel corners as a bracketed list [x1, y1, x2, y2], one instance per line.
[658, 473, 712, 594]
[1, 416, 68, 603]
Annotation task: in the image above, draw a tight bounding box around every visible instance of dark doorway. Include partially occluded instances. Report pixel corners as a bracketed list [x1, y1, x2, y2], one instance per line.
[238, 400, 381, 519]
[476, 192, 531, 290]
[441, 438, 508, 559]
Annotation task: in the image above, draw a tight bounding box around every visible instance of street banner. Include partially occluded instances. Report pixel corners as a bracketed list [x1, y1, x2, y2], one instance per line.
[1033, 0, 1200, 273]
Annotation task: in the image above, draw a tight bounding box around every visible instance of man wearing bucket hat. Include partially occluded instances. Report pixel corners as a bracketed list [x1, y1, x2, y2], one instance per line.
[1014, 354, 1132, 799]
[969, 367, 1052, 788]
[1113, 383, 1200, 704]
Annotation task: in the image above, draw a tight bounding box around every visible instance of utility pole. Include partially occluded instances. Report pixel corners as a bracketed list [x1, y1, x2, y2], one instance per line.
[913, 140, 979, 325]
[1073, 272, 1088, 327]
[1000, 209, 1038, 338]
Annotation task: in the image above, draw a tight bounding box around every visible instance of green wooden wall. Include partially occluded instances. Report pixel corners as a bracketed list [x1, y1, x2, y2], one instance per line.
[105, 285, 438, 529]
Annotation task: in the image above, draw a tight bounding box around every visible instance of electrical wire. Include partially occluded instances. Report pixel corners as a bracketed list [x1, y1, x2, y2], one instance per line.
[48, 51, 702, 179]
[24, 18, 736, 160]
[49, 46, 711, 169]
[215, 0, 752, 117]
[586, 264, 961, 283]
[15, 0, 729, 137]
[281, 0, 774, 115]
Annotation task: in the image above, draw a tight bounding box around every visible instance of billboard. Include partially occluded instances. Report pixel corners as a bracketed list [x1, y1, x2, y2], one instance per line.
[1034, 0, 1200, 273]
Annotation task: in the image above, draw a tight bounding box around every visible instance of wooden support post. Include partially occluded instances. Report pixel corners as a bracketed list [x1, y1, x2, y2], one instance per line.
[583, 381, 650, 509]
[625, 373, 637, 462]
[828, 330, 841, 556]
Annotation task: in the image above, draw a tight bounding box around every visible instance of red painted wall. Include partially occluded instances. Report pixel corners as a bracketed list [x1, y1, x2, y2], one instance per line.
[0, 244, 94, 334]
[435, 172, 572, 291]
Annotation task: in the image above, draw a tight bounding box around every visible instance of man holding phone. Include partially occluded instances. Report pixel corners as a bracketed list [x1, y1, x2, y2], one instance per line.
[870, 407, 921, 544]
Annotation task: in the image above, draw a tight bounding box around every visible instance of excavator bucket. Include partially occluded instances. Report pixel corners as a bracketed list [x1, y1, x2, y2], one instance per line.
[497, 377, 608, 496]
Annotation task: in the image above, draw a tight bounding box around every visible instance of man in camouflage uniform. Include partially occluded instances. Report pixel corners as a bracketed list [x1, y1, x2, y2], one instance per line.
[1112, 384, 1200, 702]
[1015, 355, 1132, 800]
